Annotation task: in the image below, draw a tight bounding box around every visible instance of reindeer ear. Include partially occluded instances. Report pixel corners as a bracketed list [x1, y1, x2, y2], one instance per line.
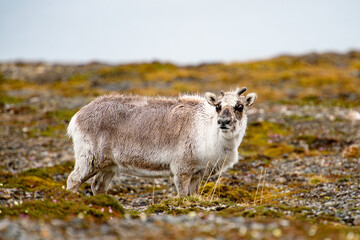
[205, 92, 218, 106]
[245, 93, 257, 107]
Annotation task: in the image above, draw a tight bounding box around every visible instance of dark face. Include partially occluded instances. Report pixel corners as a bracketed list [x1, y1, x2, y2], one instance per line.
[205, 88, 257, 134]
[215, 95, 245, 133]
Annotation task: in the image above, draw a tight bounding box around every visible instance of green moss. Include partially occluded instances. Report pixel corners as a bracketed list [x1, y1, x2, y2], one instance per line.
[0, 94, 24, 105]
[27, 124, 66, 138]
[263, 143, 295, 158]
[127, 210, 141, 218]
[0, 170, 13, 182]
[98, 62, 177, 79]
[218, 204, 320, 220]
[284, 115, 316, 121]
[146, 204, 170, 214]
[241, 121, 291, 158]
[337, 176, 350, 183]
[199, 182, 252, 202]
[44, 108, 78, 122]
[67, 74, 88, 84]
[20, 161, 74, 180]
[0, 193, 124, 221]
[276, 97, 360, 108]
[218, 205, 283, 218]
[0, 185, 124, 221]
[5, 176, 60, 190]
[87, 194, 125, 214]
[308, 175, 329, 185]
[172, 82, 201, 93]
[295, 135, 338, 149]
[167, 208, 192, 215]
[50, 75, 103, 97]
[145, 196, 232, 215]
[0, 72, 4, 83]
[3, 162, 74, 190]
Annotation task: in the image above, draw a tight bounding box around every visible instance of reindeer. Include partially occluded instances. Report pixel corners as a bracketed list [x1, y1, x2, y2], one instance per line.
[66, 88, 257, 196]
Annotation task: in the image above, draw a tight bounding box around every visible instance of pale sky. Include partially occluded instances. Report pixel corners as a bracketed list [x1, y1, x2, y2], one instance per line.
[0, 0, 359, 64]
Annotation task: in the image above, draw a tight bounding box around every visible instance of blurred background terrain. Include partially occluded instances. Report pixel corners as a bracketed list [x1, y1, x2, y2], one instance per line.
[1, 52, 360, 240]
[1, 1, 360, 239]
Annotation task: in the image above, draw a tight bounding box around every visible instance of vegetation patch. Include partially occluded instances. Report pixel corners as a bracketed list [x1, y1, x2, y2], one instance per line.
[240, 121, 292, 158]
[308, 175, 330, 185]
[0, 94, 24, 105]
[263, 143, 295, 158]
[199, 182, 252, 202]
[0, 162, 125, 221]
[20, 161, 74, 181]
[44, 108, 79, 122]
[0, 192, 124, 221]
[2, 162, 74, 191]
[295, 135, 339, 149]
[145, 196, 233, 215]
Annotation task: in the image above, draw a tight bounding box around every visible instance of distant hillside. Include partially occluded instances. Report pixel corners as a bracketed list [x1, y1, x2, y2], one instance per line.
[1, 51, 360, 107]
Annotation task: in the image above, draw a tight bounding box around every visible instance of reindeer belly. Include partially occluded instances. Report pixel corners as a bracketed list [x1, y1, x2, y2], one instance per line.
[114, 154, 173, 178]
[117, 166, 172, 178]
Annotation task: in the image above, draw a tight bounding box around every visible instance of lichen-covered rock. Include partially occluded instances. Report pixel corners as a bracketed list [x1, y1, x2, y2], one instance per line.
[342, 144, 360, 158]
[348, 110, 360, 122]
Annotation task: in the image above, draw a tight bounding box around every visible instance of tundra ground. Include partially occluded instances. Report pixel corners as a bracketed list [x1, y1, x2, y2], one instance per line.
[1, 52, 360, 239]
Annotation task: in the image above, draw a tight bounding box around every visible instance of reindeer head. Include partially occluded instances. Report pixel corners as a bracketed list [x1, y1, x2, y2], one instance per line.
[205, 87, 257, 134]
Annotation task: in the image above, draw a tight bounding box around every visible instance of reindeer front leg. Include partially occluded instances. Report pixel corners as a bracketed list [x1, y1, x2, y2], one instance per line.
[189, 174, 201, 195]
[173, 172, 192, 197]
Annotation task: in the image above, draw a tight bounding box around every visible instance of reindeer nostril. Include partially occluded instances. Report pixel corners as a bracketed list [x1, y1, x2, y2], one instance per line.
[218, 119, 231, 125]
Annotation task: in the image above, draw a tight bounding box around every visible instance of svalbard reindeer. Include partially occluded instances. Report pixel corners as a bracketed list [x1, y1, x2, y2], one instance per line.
[66, 87, 257, 196]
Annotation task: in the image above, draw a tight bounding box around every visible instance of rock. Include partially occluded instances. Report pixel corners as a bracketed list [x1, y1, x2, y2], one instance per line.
[342, 144, 360, 158]
[348, 110, 360, 121]
[0, 193, 12, 200]
[272, 228, 282, 238]
[324, 201, 335, 207]
[278, 177, 287, 184]
[354, 215, 360, 226]
[0, 219, 10, 231]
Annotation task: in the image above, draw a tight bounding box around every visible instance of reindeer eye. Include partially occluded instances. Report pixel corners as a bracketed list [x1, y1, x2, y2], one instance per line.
[215, 104, 222, 112]
[234, 104, 243, 112]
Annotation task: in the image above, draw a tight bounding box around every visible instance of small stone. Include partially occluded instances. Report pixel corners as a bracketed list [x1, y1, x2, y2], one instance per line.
[342, 144, 360, 158]
[267, 223, 278, 230]
[250, 222, 265, 231]
[328, 114, 335, 121]
[279, 219, 289, 227]
[40, 226, 51, 238]
[308, 225, 317, 236]
[346, 232, 356, 240]
[348, 110, 360, 121]
[354, 215, 360, 226]
[139, 213, 147, 222]
[0, 219, 10, 231]
[272, 228, 282, 238]
[188, 211, 197, 219]
[239, 225, 247, 236]
[0, 194, 11, 200]
[324, 201, 335, 207]
[278, 177, 287, 184]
